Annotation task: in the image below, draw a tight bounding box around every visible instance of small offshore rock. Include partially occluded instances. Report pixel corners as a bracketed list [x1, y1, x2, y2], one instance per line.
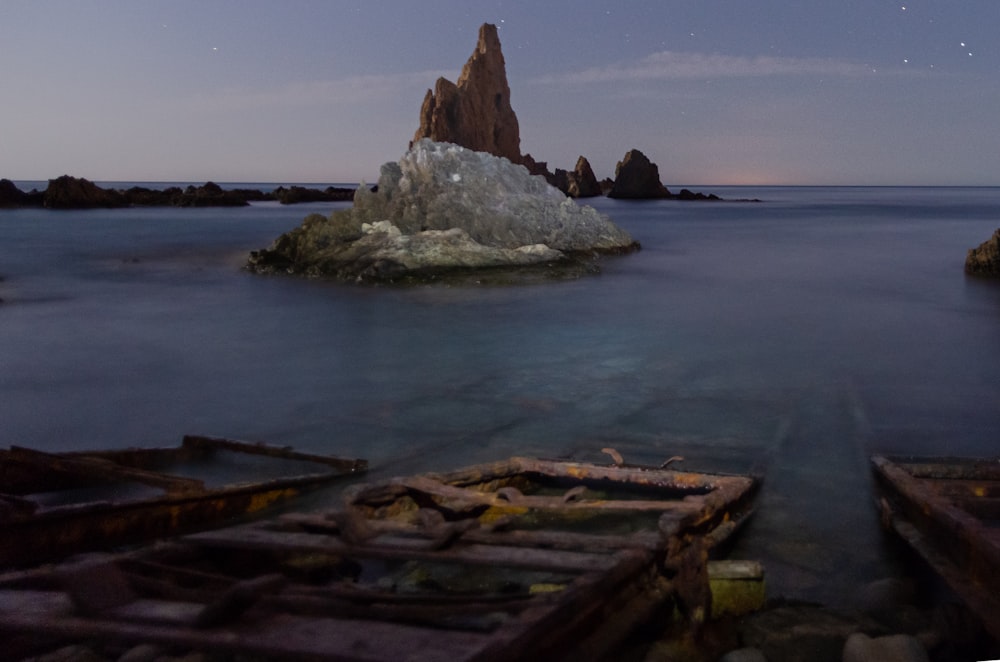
[44, 175, 127, 209]
[608, 149, 672, 199]
[0, 178, 31, 207]
[965, 228, 1000, 277]
[842, 633, 929, 662]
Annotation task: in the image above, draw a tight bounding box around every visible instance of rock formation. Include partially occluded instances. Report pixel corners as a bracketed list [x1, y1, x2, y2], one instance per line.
[965, 229, 1000, 277]
[44, 175, 127, 209]
[552, 157, 602, 199]
[0, 179, 29, 207]
[409, 23, 725, 202]
[412, 24, 521, 164]
[608, 149, 672, 199]
[0, 178, 357, 208]
[248, 140, 638, 284]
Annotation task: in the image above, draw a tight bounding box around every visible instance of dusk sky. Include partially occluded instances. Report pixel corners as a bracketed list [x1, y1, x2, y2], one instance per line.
[3, 1, 999, 186]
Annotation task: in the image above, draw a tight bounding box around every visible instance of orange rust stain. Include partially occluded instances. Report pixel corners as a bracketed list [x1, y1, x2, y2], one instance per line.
[247, 488, 299, 513]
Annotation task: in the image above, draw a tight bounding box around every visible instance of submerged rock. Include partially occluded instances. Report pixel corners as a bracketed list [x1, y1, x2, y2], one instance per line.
[248, 140, 638, 284]
[965, 228, 1000, 277]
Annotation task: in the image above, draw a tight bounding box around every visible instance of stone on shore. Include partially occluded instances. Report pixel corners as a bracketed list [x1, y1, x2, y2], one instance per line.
[608, 149, 672, 199]
[248, 140, 638, 284]
[965, 228, 1000, 277]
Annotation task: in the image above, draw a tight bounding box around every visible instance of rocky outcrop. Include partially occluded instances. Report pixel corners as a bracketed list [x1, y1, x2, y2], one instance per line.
[44, 175, 127, 209]
[171, 182, 250, 207]
[274, 185, 355, 205]
[0, 178, 358, 208]
[0, 179, 30, 207]
[965, 229, 1000, 277]
[608, 149, 672, 199]
[248, 140, 638, 284]
[412, 24, 521, 164]
[551, 156, 602, 199]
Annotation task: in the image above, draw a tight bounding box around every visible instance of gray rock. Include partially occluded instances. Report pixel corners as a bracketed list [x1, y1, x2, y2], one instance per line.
[842, 633, 929, 662]
[249, 140, 637, 284]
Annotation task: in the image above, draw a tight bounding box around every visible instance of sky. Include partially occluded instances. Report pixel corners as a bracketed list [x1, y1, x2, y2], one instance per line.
[3, 1, 999, 186]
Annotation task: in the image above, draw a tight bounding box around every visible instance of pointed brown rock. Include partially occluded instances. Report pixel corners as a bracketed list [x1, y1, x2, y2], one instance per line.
[412, 23, 522, 164]
[608, 149, 672, 199]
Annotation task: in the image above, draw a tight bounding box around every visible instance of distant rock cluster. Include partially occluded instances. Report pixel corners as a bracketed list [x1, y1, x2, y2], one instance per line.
[965, 229, 1000, 277]
[0, 176, 355, 209]
[248, 140, 638, 284]
[412, 23, 720, 202]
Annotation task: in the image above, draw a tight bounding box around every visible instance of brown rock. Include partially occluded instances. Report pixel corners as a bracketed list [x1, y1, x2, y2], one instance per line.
[412, 23, 521, 164]
[566, 156, 602, 198]
[608, 149, 672, 199]
[965, 228, 1000, 277]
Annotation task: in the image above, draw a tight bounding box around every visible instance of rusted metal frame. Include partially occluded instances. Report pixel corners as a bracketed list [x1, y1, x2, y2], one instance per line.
[886, 456, 1000, 481]
[181, 435, 368, 473]
[872, 456, 1000, 572]
[0, 550, 655, 660]
[5, 446, 206, 495]
[470, 547, 658, 662]
[877, 494, 1000, 641]
[507, 457, 752, 491]
[0, 480, 321, 568]
[872, 456, 1000, 640]
[394, 475, 714, 513]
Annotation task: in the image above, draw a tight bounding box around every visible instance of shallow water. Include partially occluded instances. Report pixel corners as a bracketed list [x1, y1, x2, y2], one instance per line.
[2, 187, 999, 606]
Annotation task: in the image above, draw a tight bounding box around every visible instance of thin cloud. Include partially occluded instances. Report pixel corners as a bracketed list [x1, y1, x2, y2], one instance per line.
[533, 51, 872, 85]
[180, 69, 450, 114]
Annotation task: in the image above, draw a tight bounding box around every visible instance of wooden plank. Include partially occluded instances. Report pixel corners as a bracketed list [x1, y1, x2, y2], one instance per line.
[0, 611, 496, 662]
[186, 525, 623, 573]
[280, 512, 664, 552]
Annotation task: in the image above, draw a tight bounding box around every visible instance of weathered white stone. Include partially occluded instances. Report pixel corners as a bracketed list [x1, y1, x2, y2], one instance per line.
[248, 140, 637, 283]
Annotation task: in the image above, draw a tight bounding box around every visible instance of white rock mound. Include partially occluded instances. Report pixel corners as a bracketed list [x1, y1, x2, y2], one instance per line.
[248, 140, 638, 284]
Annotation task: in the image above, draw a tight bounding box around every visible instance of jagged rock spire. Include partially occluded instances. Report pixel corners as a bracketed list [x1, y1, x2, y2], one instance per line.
[412, 24, 522, 164]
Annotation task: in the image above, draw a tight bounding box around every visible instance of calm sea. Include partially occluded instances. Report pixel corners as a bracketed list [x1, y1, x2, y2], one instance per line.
[2, 185, 998, 605]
